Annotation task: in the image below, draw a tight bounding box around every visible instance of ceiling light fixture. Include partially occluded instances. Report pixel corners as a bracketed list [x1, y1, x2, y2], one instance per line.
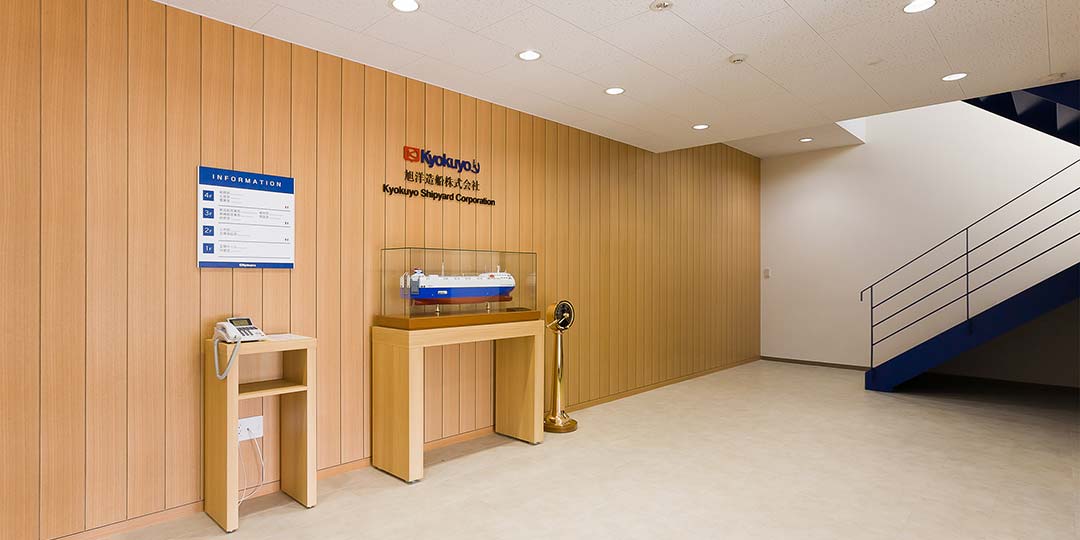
[517, 49, 541, 61]
[942, 72, 967, 81]
[692, 124, 709, 130]
[605, 87, 625, 95]
[650, 1, 673, 12]
[799, 137, 814, 143]
[390, 0, 419, 13]
[728, 53, 748, 65]
[903, 0, 935, 14]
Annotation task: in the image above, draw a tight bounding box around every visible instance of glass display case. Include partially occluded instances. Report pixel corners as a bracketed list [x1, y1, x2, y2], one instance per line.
[377, 247, 538, 329]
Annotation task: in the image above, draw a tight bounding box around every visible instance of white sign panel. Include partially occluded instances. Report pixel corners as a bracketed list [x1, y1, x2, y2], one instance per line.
[198, 166, 295, 269]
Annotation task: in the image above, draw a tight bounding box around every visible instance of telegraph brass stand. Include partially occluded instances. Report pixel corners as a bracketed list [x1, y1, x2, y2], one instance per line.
[544, 301, 578, 433]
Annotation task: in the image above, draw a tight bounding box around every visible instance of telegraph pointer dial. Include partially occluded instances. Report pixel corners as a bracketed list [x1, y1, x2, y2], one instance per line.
[548, 300, 575, 331]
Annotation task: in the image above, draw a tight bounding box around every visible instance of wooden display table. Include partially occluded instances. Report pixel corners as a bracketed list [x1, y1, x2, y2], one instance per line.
[203, 334, 317, 532]
[372, 320, 545, 482]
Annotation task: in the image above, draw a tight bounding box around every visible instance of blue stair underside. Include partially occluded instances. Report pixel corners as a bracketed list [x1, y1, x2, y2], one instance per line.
[866, 263, 1080, 392]
[964, 80, 1080, 146]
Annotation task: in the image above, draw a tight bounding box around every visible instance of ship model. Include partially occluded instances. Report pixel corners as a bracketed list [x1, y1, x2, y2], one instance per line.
[400, 267, 516, 305]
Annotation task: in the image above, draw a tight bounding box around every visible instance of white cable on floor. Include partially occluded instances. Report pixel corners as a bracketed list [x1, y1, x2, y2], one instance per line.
[238, 427, 266, 507]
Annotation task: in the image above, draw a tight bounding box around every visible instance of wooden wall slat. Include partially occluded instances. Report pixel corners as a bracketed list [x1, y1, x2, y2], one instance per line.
[40, 0, 86, 535]
[126, 0, 167, 519]
[441, 90, 462, 437]
[341, 59, 366, 463]
[1, 1, 41, 538]
[256, 35, 293, 485]
[85, 0, 128, 528]
[362, 66, 387, 459]
[315, 52, 343, 469]
[164, 6, 203, 509]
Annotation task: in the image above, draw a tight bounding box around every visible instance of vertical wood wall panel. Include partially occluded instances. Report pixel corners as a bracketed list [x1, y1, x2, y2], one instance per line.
[14, 4, 761, 536]
[164, 6, 202, 508]
[126, 0, 166, 518]
[40, 0, 86, 535]
[85, 0, 128, 528]
[0, 1, 40, 538]
[341, 59, 367, 462]
[315, 53, 343, 468]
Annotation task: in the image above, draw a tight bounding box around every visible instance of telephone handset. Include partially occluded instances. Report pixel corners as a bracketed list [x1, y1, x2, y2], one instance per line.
[212, 317, 266, 380]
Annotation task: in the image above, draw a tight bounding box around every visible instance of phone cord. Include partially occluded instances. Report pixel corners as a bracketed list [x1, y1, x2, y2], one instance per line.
[213, 338, 242, 380]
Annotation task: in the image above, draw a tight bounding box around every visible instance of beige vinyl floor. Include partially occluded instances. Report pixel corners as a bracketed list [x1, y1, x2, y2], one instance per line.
[110, 360, 1079, 540]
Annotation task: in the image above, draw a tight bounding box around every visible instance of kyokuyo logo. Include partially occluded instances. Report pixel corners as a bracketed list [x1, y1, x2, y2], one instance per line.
[403, 145, 480, 174]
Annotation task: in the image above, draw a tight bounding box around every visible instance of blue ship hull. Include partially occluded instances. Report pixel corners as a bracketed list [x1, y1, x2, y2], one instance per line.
[409, 285, 514, 305]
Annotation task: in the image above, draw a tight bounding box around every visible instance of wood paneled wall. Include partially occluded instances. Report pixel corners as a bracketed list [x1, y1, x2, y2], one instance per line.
[0, 1, 760, 538]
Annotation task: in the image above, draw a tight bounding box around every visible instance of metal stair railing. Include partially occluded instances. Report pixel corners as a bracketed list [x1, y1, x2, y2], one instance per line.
[860, 158, 1080, 369]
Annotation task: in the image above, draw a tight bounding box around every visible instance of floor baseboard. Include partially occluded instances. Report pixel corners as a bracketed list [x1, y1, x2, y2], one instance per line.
[762, 356, 868, 372]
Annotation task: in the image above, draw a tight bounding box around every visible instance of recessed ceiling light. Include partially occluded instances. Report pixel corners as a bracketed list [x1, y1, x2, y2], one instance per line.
[728, 53, 748, 65]
[942, 72, 967, 81]
[692, 124, 709, 130]
[517, 49, 541, 61]
[605, 87, 625, 95]
[650, 1, 673, 12]
[390, 0, 419, 13]
[903, 0, 935, 14]
[799, 137, 814, 143]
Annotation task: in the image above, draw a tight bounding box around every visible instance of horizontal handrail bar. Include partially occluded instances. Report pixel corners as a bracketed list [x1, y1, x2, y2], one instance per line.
[872, 252, 966, 309]
[873, 294, 965, 346]
[968, 206, 1080, 276]
[969, 229, 1080, 296]
[861, 159, 1079, 294]
[969, 184, 1080, 253]
[873, 272, 965, 328]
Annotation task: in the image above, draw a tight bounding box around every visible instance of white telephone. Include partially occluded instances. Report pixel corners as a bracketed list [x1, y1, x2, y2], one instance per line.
[215, 317, 266, 343]
[212, 317, 266, 381]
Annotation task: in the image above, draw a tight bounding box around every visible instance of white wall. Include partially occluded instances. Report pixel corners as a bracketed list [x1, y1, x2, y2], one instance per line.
[761, 101, 1080, 374]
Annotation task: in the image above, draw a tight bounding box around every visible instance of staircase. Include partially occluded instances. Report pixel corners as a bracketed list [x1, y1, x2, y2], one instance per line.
[964, 80, 1079, 146]
[861, 152, 1080, 391]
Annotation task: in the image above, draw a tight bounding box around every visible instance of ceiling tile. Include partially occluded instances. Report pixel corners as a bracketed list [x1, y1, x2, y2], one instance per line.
[594, 11, 732, 74]
[254, 6, 421, 70]
[860, 58, 966, 108]
[1048, 0, 1080, 75]
[712, 8, 841, 75]
[676, 61, 789, 105]
[926, 0, 1043, 30]
[783, 0, 901, 35]
[526, 0, 650, 32]
[770, 57, 878, 106]
[418, 0, 532, 32]
[271, 0, 389, 32]
[162, 0, 275, 28]
[823, 11, 945, 74]
[485, 61, 603, 105]
[930, 6, 1048, 74]
[671, 0, 788, 35]
[365, 11, 516, 74]
[479, 6, 634, 75]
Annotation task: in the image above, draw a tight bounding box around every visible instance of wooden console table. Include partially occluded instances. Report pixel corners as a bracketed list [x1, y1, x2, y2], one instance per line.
[371, 319, 545, 482]
[203, 334, 317, 532]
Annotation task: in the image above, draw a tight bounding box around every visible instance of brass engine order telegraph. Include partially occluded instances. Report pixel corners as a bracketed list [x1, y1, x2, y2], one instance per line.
[544, 300, 578, 433]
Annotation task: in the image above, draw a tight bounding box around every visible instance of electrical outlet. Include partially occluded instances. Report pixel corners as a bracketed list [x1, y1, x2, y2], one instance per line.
[238, 416, 263, 441]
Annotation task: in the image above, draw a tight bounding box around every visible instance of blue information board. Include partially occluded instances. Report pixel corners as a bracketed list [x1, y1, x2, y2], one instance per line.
[197, 166, 295, 269]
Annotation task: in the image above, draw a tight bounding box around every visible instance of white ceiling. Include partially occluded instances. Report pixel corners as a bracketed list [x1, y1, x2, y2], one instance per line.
[161, 0, 1080, 154]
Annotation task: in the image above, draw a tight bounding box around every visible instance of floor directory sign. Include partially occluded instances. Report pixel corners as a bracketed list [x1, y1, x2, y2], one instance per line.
[198, 166, 295, 269]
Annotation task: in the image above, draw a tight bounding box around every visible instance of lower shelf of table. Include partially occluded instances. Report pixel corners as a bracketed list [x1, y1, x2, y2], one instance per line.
[238, 379, 307, 400]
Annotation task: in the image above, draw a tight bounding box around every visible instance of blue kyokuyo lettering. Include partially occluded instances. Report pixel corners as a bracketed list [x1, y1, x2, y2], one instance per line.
[419, 149, 480, 174]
